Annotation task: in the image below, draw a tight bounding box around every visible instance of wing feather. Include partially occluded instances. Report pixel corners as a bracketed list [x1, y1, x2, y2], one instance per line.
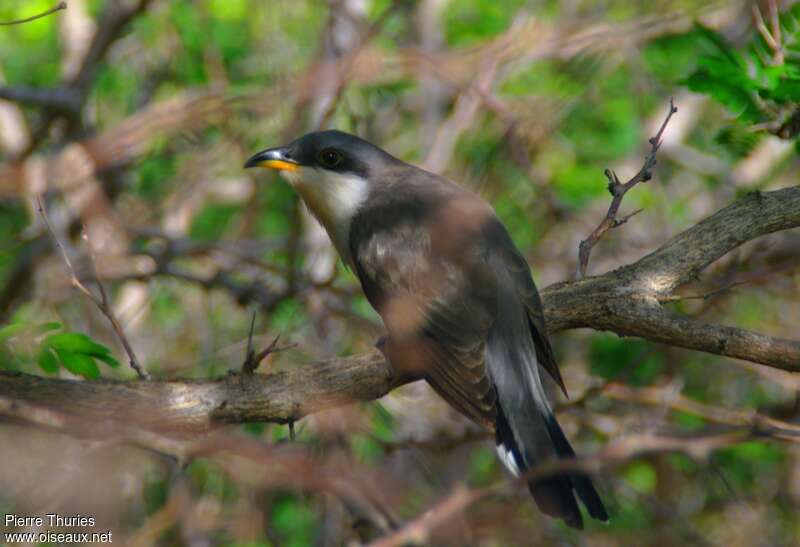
[352, 214, 499, 428]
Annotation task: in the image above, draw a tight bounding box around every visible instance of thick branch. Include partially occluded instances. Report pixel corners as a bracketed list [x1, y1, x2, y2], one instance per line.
[1, 188, 798, 431]
[590, 296, 800, 370]
[0, 350, 396, 432]
[539, 186, 800, 369]
[630, 188, 800, 295]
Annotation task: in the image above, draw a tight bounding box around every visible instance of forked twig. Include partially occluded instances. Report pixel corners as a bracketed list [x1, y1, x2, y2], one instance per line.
[576, 98, 678, 278]
[241, 311, 295, 374]
[36, 195, 149, 380]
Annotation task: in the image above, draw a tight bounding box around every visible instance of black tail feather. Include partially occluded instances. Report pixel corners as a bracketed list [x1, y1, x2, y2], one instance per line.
[543, 413, 609, 522]
[496, 406, 608, 528]
[528, 475, 584, 529]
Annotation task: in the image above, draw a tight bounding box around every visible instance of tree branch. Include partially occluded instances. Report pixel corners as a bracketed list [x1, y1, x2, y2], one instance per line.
[1, 187, 798, 432]
[630, 188, 800, 295]
[544, 187, 800, 370]
[0, 350, 395, 432]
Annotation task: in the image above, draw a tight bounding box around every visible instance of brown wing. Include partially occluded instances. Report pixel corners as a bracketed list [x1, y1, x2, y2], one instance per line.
[352, 213, 499, 429]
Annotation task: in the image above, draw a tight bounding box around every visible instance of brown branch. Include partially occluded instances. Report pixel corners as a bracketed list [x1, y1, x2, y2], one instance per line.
[630, 188, 800, 295]
[0, 2, 66, 26]
[241, 314, 295, 374]
[0, 0, 154, 151]
[576, 98, 678, 278]
[545, 186, 800, 370]
[0, 350, 395, 432]
[581, 296, 800, 371]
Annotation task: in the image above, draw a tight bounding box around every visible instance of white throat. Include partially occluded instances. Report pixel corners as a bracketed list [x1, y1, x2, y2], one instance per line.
[282, 166, 369, 267]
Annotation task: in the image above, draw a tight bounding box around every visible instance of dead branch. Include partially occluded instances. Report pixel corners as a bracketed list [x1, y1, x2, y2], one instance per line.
[576, 98, 678, 278]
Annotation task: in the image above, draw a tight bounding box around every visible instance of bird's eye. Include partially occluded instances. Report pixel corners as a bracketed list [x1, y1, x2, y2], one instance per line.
[318, 148, 342, 167]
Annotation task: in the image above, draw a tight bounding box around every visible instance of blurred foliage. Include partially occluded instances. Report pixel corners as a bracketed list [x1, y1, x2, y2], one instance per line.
[0, 0, 798, 545]
[685, 6, 800, 142]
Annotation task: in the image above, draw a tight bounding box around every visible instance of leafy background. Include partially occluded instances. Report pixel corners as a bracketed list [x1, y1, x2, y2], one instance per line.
[0, 0, 799, 545]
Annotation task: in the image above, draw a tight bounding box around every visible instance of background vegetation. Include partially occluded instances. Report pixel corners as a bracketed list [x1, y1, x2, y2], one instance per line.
[0, 0, 799, 545]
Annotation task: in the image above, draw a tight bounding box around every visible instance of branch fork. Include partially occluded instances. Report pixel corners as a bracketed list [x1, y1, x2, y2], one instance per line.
[577, 98, 678, 278]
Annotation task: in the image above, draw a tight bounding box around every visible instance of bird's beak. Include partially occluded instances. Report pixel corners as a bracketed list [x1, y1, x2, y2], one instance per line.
[243, 147, 299, 172]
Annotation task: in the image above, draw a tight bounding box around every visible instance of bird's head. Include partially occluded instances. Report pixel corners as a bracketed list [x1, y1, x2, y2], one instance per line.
[244, 130, 397, 263]
[245, 130, 394, 177]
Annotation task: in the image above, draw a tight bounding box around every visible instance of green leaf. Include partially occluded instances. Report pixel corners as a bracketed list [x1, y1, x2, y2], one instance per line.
[0, 323, 25, 343]
[54, 348, 100, 379]
[767, 78, 800, 102]
[36, 322, 62, 334]
[694, 23, 745, 68]
[43, 333, 113, 357]
[36, 347, 59, 375]
[685, 69, 762, 122]
[716, 125, 763, 158]
[93, 352, 120, 368]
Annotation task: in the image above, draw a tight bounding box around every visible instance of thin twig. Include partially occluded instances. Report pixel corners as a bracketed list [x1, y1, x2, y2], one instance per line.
[242, 328, 296, 374]
[576, 98, 678, 278]
[35, 195, 149, 380]
[242, 310, 258, 373]
[752, 2, 784, 65]
[81, 229, 149, 379]
[0, 2, 66, 26]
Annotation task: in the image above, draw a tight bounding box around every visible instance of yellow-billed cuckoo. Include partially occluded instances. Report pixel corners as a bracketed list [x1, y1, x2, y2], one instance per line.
[245, 130, 608, 528]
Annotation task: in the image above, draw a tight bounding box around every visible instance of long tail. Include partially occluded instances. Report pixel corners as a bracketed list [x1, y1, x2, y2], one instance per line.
[495, 404, 608, 529]
[486, 251, 608, 528]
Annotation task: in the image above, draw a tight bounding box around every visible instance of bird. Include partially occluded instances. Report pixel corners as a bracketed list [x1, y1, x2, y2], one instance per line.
[245, 130, 608, 528]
